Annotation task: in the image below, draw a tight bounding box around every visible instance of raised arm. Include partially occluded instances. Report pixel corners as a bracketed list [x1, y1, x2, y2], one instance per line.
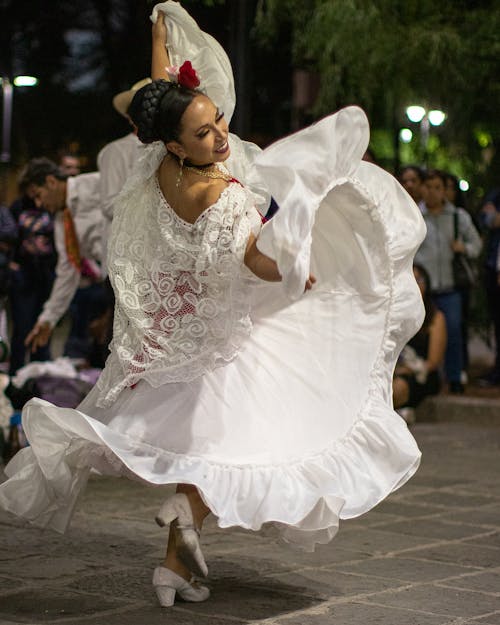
[151, 11, 171, 80]
[25, 214, 80, 350]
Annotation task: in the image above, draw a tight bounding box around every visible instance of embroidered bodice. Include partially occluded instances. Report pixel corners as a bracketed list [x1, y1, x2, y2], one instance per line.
[96, 156, 262, 407]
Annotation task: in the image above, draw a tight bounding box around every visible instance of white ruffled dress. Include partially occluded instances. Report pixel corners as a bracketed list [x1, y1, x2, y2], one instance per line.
[0, 3, 426, 552]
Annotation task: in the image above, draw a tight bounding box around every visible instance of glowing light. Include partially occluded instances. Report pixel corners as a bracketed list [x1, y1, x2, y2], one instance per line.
[428, 110, 446, 126]
[459, 179, 469, 192]
[399, 128, 413, 143]
[13, 76, 38, 87]
[406, 106, 426, 123]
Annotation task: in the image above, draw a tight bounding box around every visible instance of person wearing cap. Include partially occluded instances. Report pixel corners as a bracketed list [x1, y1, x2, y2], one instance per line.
[97, 78, 151, 272]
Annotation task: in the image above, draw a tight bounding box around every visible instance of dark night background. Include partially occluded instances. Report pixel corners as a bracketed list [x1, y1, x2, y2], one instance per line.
[0, 1, 292, 180]
[1, 0, 500, 204]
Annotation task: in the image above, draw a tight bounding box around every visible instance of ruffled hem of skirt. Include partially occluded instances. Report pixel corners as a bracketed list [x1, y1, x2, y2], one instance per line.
[0, 386, 420, 552]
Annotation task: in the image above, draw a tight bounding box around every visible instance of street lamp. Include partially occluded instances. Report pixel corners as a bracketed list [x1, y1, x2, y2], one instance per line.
[406, 106, 426, 123]
[1, 75, 39, 163]
[405, 105, 446, 165]
[399, 128, 413, 143]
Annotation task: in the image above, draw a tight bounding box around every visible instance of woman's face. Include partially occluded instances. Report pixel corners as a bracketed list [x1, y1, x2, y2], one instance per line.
[170, 94, 230, 165]
[425, 176, 446, 210]
[401, 169, 422, 202]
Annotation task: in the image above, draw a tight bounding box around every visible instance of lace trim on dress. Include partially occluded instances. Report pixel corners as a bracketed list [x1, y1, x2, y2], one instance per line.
[154, 174, 233, 228]
[96, 169, 262, 407]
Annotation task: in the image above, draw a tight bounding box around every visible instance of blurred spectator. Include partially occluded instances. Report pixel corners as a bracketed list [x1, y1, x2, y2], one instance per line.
[478, 188, 500, 386]
[393, 264, 447, 422]
[415, 169, 482, 393]
[8, 173, 57, 374]
[400, 165, 426, 206]
[20, 158, 104, 360]
[0, 203, 17, 295]
[97, 78, 150, 272]
[444, 171, 479, 381]
[59, 153, 81, 177]
[0, 204, 17, 361]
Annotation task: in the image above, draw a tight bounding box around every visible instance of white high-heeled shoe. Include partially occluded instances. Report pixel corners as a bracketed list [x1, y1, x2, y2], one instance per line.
[153, 566, 210, 607]
[155, 493, 208, 577]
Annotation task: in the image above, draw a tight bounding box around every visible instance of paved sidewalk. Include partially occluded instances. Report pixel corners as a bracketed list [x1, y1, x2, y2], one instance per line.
[0, 420, 499, 625]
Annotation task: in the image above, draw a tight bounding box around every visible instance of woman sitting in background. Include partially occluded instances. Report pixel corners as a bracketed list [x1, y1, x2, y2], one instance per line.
[393, 264, 447, 422]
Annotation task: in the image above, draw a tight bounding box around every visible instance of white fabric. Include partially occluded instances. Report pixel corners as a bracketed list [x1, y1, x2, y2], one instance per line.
[96, 149, 262, 407]
[97, 133, 145, 271]
[151, 1, 271, 215]
[38, 173, 103, 327]
[226, 133, 271, 216]
[152, 1, 236, 123]
[11, 357, 78, 389]
[0, 105, 425, 551]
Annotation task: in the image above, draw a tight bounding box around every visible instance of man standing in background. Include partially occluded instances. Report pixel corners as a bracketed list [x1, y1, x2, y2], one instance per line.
[22, 159, 103, 357]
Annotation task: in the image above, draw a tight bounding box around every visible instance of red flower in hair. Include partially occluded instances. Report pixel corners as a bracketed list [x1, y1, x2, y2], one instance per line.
[178, 61, 200, 89]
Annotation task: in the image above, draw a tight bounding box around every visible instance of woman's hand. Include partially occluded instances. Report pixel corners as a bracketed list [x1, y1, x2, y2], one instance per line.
[152, 10, 168, 44]
[304, 274, 316, 291]
[151, 10, 171, 80]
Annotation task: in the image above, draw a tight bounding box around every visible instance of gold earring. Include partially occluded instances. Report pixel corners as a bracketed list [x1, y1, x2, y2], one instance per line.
[176, 157, 184, 188]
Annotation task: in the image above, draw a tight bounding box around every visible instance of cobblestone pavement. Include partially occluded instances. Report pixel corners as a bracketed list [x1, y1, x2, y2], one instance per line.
[0, 421, 499, 625]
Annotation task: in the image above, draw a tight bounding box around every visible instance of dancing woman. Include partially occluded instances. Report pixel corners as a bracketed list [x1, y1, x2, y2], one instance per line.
[0, 2, 426, 608]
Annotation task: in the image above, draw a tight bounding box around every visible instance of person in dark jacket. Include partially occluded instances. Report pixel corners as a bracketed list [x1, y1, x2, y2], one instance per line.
[478, 188, 500, 386]
[8, 172, 56, 374]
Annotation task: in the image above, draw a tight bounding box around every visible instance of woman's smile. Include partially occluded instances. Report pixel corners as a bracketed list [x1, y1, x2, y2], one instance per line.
[214, 141, 229, 155]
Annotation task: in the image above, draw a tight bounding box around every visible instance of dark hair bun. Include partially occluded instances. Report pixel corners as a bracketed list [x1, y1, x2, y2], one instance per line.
[129, 78, 200, 145]
[129, 80, 172, 144]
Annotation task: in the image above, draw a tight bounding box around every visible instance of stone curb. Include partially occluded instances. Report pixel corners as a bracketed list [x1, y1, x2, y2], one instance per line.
[416, 394, 500, 426]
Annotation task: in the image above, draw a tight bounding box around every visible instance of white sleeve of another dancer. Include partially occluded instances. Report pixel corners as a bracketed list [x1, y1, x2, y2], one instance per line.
[37, 213, 80, 328]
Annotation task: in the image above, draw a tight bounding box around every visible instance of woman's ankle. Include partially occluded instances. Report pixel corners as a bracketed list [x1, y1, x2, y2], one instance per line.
[163, 555, 191, 581]
[176, 485, 210, 528]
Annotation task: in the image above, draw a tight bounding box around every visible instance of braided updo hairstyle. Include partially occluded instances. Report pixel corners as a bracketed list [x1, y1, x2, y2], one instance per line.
[129, 79, 201, 145]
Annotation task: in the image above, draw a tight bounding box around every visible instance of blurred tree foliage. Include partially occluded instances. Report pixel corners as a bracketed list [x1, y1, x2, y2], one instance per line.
[255, 0, 500, 193]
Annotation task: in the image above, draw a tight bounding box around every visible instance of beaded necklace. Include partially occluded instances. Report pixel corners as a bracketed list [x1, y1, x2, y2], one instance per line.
[183, 163, 233, 182]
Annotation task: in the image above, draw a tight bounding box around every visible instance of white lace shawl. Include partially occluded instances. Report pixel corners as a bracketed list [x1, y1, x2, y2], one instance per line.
[96, 143, 262, 407]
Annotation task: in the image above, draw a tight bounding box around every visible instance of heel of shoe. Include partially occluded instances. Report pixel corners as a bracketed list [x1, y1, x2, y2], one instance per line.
[155, 502, 178, 528]
[155, 584, 176, 607]
[153, 566, 210, 606]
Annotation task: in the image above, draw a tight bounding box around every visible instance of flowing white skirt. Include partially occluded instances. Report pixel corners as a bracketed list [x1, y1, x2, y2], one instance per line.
[0, 107, 425, 551]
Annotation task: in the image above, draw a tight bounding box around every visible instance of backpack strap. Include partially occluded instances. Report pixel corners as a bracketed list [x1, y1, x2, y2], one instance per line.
[453, 208, 459, 240]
